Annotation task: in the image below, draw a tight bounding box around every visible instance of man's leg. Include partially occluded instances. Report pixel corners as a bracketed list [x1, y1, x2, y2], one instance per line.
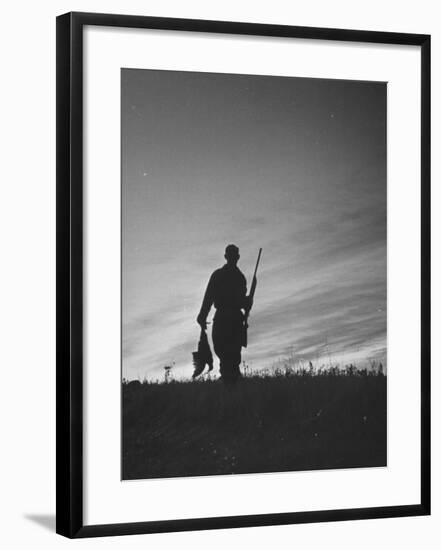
[219, 352, 242, 385]
[213, 312, 242, 385]
[229, 355, 242, 384]
[219, 358, 233, 384]
[228, 325, 243, 383]
[213, 315, 230, 382]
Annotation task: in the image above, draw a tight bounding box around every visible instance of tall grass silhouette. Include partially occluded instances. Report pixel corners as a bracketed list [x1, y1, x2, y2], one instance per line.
[122, 364, 386, 480]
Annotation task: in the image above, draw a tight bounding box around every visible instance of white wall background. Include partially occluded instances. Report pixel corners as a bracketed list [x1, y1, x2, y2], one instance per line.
[0, 0, 439, 548]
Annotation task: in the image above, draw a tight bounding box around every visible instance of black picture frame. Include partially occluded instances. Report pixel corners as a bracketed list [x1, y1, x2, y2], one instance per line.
[56, 11, 431, 539]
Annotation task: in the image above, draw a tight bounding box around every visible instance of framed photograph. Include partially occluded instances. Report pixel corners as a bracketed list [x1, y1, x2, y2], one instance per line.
[56, 11, 431, 538]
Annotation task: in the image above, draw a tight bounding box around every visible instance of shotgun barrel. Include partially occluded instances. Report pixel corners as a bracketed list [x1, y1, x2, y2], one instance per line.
[242, 248, 262, 348]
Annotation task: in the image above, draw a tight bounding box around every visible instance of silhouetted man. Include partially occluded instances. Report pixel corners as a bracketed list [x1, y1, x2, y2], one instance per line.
[197, 244, 251, 384]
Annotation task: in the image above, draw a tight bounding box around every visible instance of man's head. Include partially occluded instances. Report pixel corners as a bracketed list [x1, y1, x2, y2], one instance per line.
[225, 244, 240, 266]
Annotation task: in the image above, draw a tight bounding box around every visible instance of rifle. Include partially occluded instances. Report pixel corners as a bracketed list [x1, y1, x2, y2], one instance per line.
[242, 248, 262, 348]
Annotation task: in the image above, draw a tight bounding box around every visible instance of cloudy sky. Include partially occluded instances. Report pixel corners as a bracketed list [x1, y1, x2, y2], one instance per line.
[122, 68, 386, 381]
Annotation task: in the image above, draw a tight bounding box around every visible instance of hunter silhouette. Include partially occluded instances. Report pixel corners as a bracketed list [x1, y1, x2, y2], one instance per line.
[197, 244, 252, 384]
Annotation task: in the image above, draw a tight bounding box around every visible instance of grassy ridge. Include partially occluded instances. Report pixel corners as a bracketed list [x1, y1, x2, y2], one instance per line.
[122, 373, 387, 480]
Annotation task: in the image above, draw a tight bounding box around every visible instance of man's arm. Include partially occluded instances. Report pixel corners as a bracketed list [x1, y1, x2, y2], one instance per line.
[197, 273, 216, 330]
[241, 274, 252, 313]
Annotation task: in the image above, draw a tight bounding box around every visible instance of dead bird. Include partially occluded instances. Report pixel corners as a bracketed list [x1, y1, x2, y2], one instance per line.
[192, 329, 213, 378]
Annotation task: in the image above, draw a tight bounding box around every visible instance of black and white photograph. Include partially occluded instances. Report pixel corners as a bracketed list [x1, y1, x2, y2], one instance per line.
[0, 1, 435, 545]
[121, 68, 387, 481]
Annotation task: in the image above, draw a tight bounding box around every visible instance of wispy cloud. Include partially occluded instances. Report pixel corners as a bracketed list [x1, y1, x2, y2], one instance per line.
[122, 69, 386, 380]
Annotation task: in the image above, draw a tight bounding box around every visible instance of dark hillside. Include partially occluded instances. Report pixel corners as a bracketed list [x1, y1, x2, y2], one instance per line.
[122, 372, 387, 480]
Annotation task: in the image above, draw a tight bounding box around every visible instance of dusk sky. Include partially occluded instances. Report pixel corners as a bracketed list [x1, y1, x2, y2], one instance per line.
[122, 69, 386, 381]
